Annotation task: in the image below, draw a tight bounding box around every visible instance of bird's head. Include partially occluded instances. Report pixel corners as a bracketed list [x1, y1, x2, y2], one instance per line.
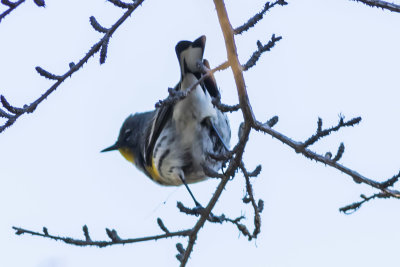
[101, 115, 137, 164]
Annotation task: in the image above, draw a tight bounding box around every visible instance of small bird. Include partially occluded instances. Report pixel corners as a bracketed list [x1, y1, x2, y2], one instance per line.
[101, 36, 231, 206]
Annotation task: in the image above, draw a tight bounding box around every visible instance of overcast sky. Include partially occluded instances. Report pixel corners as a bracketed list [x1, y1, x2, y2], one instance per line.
[1, 0, 400, 266]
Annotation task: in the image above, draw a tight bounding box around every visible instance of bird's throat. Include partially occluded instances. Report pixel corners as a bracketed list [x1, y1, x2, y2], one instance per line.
[118, 147, 135, 164]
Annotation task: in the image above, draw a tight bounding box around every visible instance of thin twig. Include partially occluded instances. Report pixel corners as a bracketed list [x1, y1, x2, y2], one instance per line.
[240, 162, 262, 240]
[253, 120, 400, 198]
[212, 97, 240, 113]
[0, 0, 25, 24]
[243, 34, 282, 71]
[12, 226, 191, 248]
[349, 0, 400, 12]
[234, 0, 288, 35]
[303, 116, 361, 148]
[157, 218, 170, 234]
[339, 192, 391, 214]
[380, 170, 400, 188]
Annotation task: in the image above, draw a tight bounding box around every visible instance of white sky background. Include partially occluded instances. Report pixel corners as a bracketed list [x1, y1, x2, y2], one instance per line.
[1, 0, 400, 266]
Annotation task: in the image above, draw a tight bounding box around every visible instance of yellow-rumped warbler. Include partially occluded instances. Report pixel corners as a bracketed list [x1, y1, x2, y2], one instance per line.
[101, 36, 230, 206]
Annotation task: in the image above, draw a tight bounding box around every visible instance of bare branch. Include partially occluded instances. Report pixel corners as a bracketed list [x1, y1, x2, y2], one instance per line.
[1, 95, 23, 114]
[243, 34, 282, 71]
[35, 66, 62, 80]
[100, 37, 110, 64]
[303, 116, 361, 148]
[247, 164, 262, 177]
[2, 0, 17, 7]
[234, 0, 288, 35]
[339, 192, 391, 214]
[211, 97, 240, 113]
[7, 1, 399, 265]
[0, 108, 12, 118]
[90, 16, 108, 33]
[33, 0, 45, 7]
[380, 170, 400, 188]
[350, 0, 400, 12]
[82, 225, 92, 242]
[214, 0, 256, 125]
[108, 0, 134, 9]
[12, 226, 191, 248]
[0, 0, 25, 24]
[0, 0, 145, 134]
[106, 228, 121, 242]
[176, 243, 186, 262]
[332, 143, 345, 162]
[253, 120, 400, 199]
[177, 202, 249, 233]
[157, 218, 170, 234]
[240, 163, 262, 240]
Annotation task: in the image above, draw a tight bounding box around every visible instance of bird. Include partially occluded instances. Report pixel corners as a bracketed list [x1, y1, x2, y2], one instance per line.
[101, 35, 231, 207]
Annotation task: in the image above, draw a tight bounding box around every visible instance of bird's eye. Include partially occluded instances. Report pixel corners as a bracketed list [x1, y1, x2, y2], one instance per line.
[124, 129, 132, 141]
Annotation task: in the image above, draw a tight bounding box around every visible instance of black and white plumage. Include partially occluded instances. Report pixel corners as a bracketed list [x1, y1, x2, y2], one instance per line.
[102, 35, 231, 189]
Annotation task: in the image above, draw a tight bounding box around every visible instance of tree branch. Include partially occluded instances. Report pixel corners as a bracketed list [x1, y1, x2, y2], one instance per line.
[339, 192, 391, 214]
[155, 61, 229, 109]
[243, 34, 282, 71]
[7, 1, 399, 266]
[350, 0, 400, 12]
[0, 0, 25, 24]
[213, 0, 256, 125]
[303, 116, 361, 148]
[253, 119, 400, 199]
[234, 0, 288, 35]
[12, 225, 191, 248]
[0, 0, 145, 133]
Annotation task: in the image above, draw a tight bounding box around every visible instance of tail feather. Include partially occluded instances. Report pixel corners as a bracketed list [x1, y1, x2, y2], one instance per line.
[202, 59, 220, 99]
[175, 36, 206, 77]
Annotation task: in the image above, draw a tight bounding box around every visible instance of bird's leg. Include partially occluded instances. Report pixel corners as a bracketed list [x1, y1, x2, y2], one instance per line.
[179, 173, 202, 208]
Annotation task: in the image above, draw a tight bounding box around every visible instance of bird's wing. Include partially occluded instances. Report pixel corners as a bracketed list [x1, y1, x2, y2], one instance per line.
[144, 94, 175, 166]
[201, 59, 220, 99]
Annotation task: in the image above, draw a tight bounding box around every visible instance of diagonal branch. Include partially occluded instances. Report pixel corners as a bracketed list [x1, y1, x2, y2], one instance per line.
[349, 0, 400, 12]
[303, 116, 361, 148]
[0, 0, 145, 134]
[339, 192, 391, 214]
[243, 34, 282, 71]
[234, 0, 288, 35]
[240, 162, 263, 240]
[0, 0, 25, 24]
[253, 120, 400, 198]
[155, 61, 229, 109]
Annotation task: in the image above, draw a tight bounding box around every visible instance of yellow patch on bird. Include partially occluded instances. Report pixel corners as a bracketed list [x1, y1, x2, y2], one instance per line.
[145, 157, 161, 181]
[118, 147, 135, 164]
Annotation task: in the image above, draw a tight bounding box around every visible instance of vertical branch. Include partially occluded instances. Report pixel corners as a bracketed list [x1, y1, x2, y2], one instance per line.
[213, 0, 255, 124]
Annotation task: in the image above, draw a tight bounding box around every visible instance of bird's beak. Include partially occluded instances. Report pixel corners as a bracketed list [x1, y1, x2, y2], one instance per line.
[101, 143, 119, 153]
